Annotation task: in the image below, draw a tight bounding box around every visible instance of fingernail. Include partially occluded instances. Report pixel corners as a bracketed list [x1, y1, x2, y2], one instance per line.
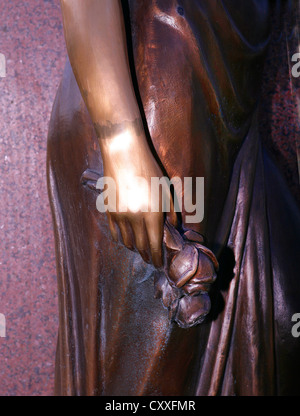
[153, 253, 163, 269]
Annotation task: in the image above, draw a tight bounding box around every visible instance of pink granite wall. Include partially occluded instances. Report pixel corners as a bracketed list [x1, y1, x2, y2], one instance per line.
[0, 0, 65, 396]
[0, 0, 298, 396]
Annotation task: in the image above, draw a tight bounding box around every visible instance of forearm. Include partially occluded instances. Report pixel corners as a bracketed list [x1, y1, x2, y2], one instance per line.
[60, 0, 176, 268]
[60, 0, 142, 144]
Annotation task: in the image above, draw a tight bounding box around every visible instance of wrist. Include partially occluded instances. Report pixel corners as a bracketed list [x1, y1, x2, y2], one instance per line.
[96, 118, 151, 165]
[94, 117, 144, 141]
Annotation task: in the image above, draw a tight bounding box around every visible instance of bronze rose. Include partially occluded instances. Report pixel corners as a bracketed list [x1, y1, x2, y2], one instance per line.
[155, 221, 219, 328]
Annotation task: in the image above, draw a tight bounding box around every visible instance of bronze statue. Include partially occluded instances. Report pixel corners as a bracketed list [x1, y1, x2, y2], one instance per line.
[47, 0, 300, 395]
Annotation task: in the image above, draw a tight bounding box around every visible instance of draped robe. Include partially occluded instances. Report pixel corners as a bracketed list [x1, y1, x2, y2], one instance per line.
[47, 0, 300, 396]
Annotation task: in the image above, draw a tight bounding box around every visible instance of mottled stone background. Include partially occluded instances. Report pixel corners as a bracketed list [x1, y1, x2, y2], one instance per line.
[0, 0, 65, 396]
[0, 0, 299, 396]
